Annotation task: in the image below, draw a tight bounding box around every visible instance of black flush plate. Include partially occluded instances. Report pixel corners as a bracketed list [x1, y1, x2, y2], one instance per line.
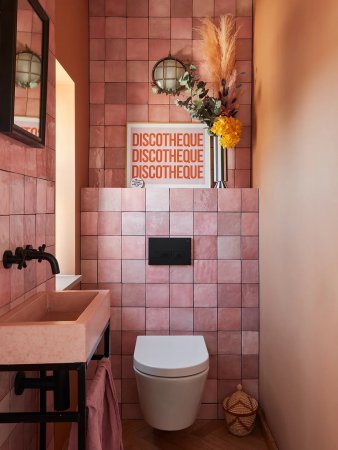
[148, 238, 191, 265]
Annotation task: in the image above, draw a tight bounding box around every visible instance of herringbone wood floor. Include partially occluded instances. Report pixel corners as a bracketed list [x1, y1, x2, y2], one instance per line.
[122, 419, 269, 450]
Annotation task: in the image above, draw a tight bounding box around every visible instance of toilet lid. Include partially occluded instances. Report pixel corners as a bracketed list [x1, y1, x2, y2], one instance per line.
[133, 336, 209, 377]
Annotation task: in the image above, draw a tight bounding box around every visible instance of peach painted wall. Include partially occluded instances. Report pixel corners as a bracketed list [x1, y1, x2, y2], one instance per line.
[55, 0, 89, 273]
[88, 0, 253, 188]
[253, 0, 338, 449]
[0, 0, 56, 448]
[80, 187, 259, 419]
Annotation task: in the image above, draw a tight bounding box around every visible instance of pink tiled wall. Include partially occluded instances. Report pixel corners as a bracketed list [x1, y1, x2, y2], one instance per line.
[81, 187, 259, 419]
[88, 0, 253, 188]
[0, 0, 56, 448]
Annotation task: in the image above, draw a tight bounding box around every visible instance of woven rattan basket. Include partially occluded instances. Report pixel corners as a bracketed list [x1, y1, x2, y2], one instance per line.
[223, 384, 258, 437]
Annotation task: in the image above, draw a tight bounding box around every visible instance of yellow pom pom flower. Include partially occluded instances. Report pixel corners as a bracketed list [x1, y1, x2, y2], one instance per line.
[210, 116, 242, 148]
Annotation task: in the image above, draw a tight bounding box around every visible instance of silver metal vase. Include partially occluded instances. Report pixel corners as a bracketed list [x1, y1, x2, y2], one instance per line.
[212, 135, 228, 188]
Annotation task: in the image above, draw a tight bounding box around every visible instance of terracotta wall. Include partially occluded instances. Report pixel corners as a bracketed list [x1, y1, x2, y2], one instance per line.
[0, 0, 56, 448]
[55, 0, 89, 273]
[253, 0, 338, 448]
[88, 0, 253, 188]
[80, 187, 259, 418]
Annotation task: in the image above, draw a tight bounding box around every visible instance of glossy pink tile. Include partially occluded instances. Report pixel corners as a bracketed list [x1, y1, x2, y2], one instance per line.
[242, 260, 259, 283]
[218, 260, 241, 283]
[218, 236, 241, 259]
[236, 17, 252, 39]
[105, 83, 127, 104]
[146, 308, 169, 331]
[242, 355, 259, 379]
[171, 18, 192, 39]
[81, 236, 98, 260]
[149, 18, 170, 39]
[171, 39, 192, 61]
[121, 188, 145, 211]
[201, 379, 217, 403]
[122, 236, 145, 259]
[218, 284, 241, 307]
[127, 18, 148, 38]
[194, 308, 217, 331]
[149, 0, 170, 16]
[193, 189, 217, 212]
[194, 260, 217, 283]
[122, 284, 145, 307]
[242, 308, 259, 331]
[149, 39, 170, 60]
[146, 265, 169, 283]
[170, 212, 193, 236]
[193, 236, 217, 260]
[242, 331, 259, 354]
[105, 18, 127, 39]
[122, 331, 143, 354]
[218, 308, 241, 331]
[122, 212, 145, 235]
[105, 0, 127, 16]
[127, 61, 149, 82]
[81, 260, 97, 284]
[90, 17, 105, 38]
[90, 38, 105, 60]
[122, 260, 145, 283]
[236, 0, 253, 16]
[106, 39, 126, 60]
[0, 171, 10, 215]
[170, 284, 193, 307]
[242, 283, 259, 307]
[81, 212, 98, 235]
[98, 188, 121, 212]
[170, 308, 193, 331]
[122, 307, 145, 331]
[218, 355, 241, 379]
[98, 260, 121, 282]
[149, 105, 170, 122]
[127, 0, 148, 17]
[146, 284, 169, 307]
[104, 104, 126, 125]
[89, 0, 105, 16]
[171, 0, 193, 17]
[242, 188, 258, 212]
[127, 39, 148, 60]
[97, 212, 121, 235]
[241, 236, 258, 260]
[193, 0, 214, 16]
[218, 331, 241, 354]
[146, 189, 169, 211]
[218, 189, 241, 212]
[169, 266, 193, 283]
[194, 212, 217, 235]
[98, 236, 121, 259]
[10, 173, 25, 214]
[127, 83, 149, 104]
[146, 212, 169, 235]
[127, 104, 149, 121]
[241, 212, 259, 236]
[194, 284, 217, 307]
[218, 213, 241, 235]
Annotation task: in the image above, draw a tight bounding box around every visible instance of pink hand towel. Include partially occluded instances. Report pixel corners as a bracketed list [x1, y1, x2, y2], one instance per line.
[68, 358, 124, 450]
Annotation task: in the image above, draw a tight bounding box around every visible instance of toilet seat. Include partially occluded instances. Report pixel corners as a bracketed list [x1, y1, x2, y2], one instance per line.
[134, 335, 209, 378]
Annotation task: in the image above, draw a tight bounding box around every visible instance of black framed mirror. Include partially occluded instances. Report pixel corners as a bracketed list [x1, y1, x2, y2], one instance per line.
[0, 0, 49, 147]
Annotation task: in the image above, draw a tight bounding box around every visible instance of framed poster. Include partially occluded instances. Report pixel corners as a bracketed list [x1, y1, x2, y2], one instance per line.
[127, 123, 210, 188]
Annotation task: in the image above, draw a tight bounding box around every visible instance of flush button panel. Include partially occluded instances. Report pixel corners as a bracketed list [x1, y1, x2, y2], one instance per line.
[148, 238, 191, 265]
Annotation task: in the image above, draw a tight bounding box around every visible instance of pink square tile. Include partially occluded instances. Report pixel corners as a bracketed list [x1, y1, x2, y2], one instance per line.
[214, 0, 235, 15]
[171, 18, 192, 39]
[237, 38, 252, 60]
[201, 379, 217, 403]
[146, 265, 169, 283]
[98, 260, 121, 282]
[127, 61, 149, 82]
[193, 189, 217, 211]
[193, 236, 217, 259]
[195, 331, 217, 355]
[127, 83, 149, 104]
[242, 308, 259, 331]
[242, 283, 259, 307]
[122, 260, 145, 283]
[170, 284, 193, 307]
[104, 62, 127, 83]
[122, 307, 145, 331]
[104, 126, 126, 147]
[146, 212, 169, 235]
[218, 260, 241, 283]
[170, 188, 193, 211]
[146, 188, 169, 211]
[217, 236, 241, 259]
[122, 331, 140, 354]
[169, 105, 192, 122]
[105, 83, 127, 104]
[127, 0, 148, 17]
[127, 18, 148, 38]
[90, 17, 105, 38]
[127, 39, 148, 60]
[110, 306, 121, 331]
[218, 284, 241, 307]
[105, 18, 126, 39]
[170, 212, 193, 236]
[218, 213, 241, 236]
[218, 331, 241, 354]
[98, 236, 121, 259]
[218, 355, 241, 379]
[89, 0, 105, 16]
[149, 0, 170, 16]
[194, 212, 217, 235]
[146, 284, 169, 307]
[146, 308, 169, 331]
[218, 308, 241, 331]
[10, 173, 25, 214]
[89, 148, 104, 169]
[235, 170, 251, 188]
[104, 104, 126, 125]
[242, 355, 259, 379]
[122, 212, 145, 235]
[149, 18, 170, 39]
[242, 331, 259, 354]
[81, 260, 97, 284]
[81, 236, 98, 260]
[149, 105, 170, 122]
[194, 284, 217, 307]
[242, 380, 258, 401]
[236, 17, 252, 39]
[235, 148, 251, 169]
[0, 216, 10, 260]
[242, 189, 258, 212]
[127, 104, 149, 121]
[241, 213, 258, 236]
[90, 38, 105, 60]
[90, 83, 104, 104]
[241, 236, 258, 260]
[90, 61, 104, 82]
[193, 0, 214, 17]
[105, 0, 127, 16]
[105, 148, 126, 169]
[149, 39, 171, 60]
[122, 189, 145, 211]
[194, 260, 217, 283]
[170, 308, 193, 331]
[122, 355, 134, 378]
[171, 0, 193, 17]
[236, 0, 253, 16]
[90, 126, 104, 147]
[0, 171, 10, 215]
[122, 236, 145, 259]
[98, 212, 121, 235]
[98, 188, 121, 211]
[242, 260, 259, 283]
[81, 212, 98, 235]
[122, 284, 145, 307]
[171, 39, 192, 61]
[24, 176, 37, 214]
[194, 308, 217, 331]
[169, 266, 193, 283]
[105, 39, 126, 60]
[105, 169, 126, 188]
[218, 189, 241, 212]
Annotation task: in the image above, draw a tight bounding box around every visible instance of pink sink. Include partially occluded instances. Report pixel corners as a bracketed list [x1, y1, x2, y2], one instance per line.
[0, 290, 110, 365]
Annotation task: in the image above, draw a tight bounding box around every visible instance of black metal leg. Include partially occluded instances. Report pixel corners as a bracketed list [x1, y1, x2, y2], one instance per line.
[78, 364, 86, 450]
[39, 370, 46, 450]
[104, 321, 110, 357]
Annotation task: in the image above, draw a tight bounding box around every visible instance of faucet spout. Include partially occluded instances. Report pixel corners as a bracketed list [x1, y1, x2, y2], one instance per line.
[25, 245, 60, 274]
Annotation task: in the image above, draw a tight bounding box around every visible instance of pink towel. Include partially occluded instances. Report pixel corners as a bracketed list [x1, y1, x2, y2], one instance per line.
[68, 358, 124, 450]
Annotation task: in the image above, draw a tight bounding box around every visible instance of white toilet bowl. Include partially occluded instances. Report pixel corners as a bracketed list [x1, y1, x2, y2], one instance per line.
[133, 335, 209, 431]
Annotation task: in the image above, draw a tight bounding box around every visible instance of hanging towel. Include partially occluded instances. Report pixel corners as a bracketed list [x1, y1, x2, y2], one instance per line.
[68, 358, 124, 450]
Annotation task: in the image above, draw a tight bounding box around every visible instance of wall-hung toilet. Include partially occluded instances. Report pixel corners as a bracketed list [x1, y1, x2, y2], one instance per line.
[133, 335, 209, 431]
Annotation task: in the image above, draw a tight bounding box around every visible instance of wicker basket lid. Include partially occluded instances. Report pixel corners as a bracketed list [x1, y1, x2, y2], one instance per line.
[223, 384, 258, 416]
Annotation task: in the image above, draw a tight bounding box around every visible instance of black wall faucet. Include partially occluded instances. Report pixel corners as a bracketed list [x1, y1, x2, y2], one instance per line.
[3, 244, 60, 274]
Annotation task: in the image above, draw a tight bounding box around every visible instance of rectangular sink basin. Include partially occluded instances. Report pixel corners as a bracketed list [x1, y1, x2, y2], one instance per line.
[0, 290, 110, 365]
